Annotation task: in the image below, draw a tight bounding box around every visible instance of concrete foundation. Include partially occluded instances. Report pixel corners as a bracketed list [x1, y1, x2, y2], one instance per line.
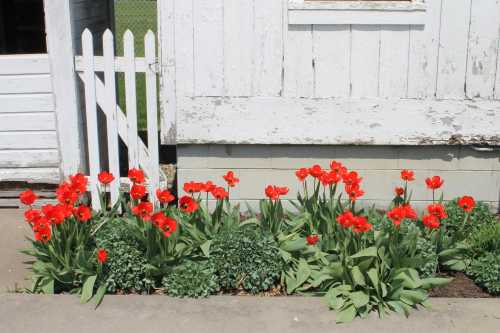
[177, 145, 500, 211]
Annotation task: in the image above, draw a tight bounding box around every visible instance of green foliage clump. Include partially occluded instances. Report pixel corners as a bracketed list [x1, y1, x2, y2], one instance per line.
[95, 219, 153, 293]
[443, 199, 496, 239]
[210, 227, 283, 294]
[162, 261, 220, 298]
[416, 237, 438, 278]
[468, 222, 500, 257]
[467, 253, 500, 295]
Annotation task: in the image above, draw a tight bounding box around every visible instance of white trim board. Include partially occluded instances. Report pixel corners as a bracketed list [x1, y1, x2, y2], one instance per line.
[288, 1, 426, 25]
[176, 97, 500, 145]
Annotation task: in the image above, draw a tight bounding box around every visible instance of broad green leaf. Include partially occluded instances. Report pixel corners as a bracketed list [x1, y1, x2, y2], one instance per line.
[442, 259, 466, 272]
[420, 277, 452, 289]
[41, 278, 54, 294]
[296, 259, 312, 288]
[350, 247, 377, 259]
[350, 291, 369, 309]
[400, 289, 427, 305]
[200, 240, 212, 258]
[280, 238, 307, 252]
[325, 289, 345, 311]
[93, 284, 107, 309]
[336, 304, 357, 324]
[366, 268, 379, 289]
[81, 275, 97, 304]
[350, 266, 366, 286]
[285, 275, 298, 294]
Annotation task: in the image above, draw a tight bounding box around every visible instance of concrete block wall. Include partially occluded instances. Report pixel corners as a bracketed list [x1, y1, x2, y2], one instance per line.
[177, 145, 500, 212]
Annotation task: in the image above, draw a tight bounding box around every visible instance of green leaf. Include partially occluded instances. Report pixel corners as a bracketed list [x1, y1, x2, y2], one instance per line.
[280, 238, 307, 252]
[442, 259, 466, 272]
[350, 247, 377, 259]
[350, 266, 366, 286]
[41, 278, 54, 294]
[366, 268, 379, 289]
[81, 275, 97, 304]
[350, 291, 369, 309]
[200, 240, 212, 258]
[400, 289, 428, 305]
[325, 288, 345, 311]
[93, 284, 107, 309]
[336, 304, 357, 324]
[295, 259, 312, 288]
[420, 277, 452, 289]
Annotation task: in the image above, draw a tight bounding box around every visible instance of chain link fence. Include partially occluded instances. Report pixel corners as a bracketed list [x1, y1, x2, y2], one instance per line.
[114, 0, 158, 129]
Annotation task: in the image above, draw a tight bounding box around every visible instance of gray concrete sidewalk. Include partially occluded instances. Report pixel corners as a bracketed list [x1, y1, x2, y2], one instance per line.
[0, 209, 31, 292]
[0, 294, 499, 333]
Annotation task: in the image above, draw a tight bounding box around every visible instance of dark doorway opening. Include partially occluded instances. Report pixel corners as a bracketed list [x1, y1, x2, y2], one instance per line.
[0, 0, 46, 54]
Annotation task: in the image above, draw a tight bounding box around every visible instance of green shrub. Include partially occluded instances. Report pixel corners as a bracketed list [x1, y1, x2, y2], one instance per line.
[467, 253, 500, 295]
[443, 199, 496, 240]
[95, 219, 153, 293]
[468, 222, 500, 257]
[162, 260, 220, 298]
[210, 227, 283, 294]
[416, 237, 438, 278]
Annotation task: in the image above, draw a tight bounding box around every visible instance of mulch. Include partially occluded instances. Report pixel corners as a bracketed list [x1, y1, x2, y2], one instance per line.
[429, 272, 494, 298]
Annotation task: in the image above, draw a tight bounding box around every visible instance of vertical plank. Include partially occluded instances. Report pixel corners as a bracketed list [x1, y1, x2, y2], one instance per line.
[351, 25, 380, 97]
[123, 30, 139, 168]
[465, 0, 500, 99]
[193, 0, 224, 96]
[145, 31, 160, 204]
[284, 25, 314, 97]
[436, 0, 472, 99]
[173, 0, 194, 97]
[313, 25, 350, 98]
[379, 26, 410, 98]
[82, 29, 101, 210]
[223, 0, 254, 96]
[103, 30, 120, 205]
[43, 0, 84, 176]
[253, 0, 283, 96]
[496, 39, 500, 99]
[407, 0, 442, 98]
[159, 0, 177, 145]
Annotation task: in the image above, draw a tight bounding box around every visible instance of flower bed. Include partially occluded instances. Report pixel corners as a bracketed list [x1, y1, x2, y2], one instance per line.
[17, 162, 499, 323]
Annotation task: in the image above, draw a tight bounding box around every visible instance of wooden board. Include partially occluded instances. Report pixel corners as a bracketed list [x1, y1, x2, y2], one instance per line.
[0, 94, 55, 113]
[0, 132, 59, 150]
[436, 0, 471, 99]
[350, 25, 380, 97]
[284, 25, 314, 97]
[313, 25, 350, 98]
[253, 0, 283, 96]
[0, 54, 50, 75]
[0, 113, 56, 131]
[465, 0, 500, 99]
[379, 25, 410, 97]
[0, 167, 60, 183]
[0, 150, 59, 168]
[0, 74, 52, 94]
[177, 96, 500, 145]
[224, 0, 254, 96]
[193, 0, 224, 96]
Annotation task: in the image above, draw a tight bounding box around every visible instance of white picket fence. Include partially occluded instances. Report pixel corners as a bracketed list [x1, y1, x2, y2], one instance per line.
[75, 29, 165, 210]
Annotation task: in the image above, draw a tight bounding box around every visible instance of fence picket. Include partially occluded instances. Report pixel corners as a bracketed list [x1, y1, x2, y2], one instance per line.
[145, 31, 160, 204]
[76, 30, 164, 211]
[124, 30, 139, 169]
[82, 29, 101, 210]
[103, 30, 120, 205]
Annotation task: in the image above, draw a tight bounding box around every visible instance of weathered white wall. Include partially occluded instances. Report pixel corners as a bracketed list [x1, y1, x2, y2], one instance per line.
[162, 0, 500, 145]
[177, 144, 500, 211]
[0, 54, 60, 183]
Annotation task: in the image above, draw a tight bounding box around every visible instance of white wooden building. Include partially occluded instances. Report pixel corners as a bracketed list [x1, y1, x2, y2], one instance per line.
[0, 0, 113, 190]
[0, 0, 499, 210]
[161, 0, 500, 210]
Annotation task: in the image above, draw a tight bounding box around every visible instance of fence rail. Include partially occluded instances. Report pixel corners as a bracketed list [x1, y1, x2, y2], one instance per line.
[75, 29, 164, 210]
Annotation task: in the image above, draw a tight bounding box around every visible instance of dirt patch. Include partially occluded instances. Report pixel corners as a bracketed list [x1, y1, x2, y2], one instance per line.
[429, 272, 493, 298]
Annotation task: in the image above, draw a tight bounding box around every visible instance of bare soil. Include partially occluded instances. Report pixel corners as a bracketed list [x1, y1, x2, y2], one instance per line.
[429, 272, 493, 298]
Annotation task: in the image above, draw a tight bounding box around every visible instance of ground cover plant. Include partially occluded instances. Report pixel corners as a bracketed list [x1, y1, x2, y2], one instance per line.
[17, 163, 498, 322]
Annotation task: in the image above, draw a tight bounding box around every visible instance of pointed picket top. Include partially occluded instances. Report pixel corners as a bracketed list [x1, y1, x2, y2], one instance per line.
[103, 29, 114, 44]
[144, 30, 156, 59]
[82, 28, 94, 50]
